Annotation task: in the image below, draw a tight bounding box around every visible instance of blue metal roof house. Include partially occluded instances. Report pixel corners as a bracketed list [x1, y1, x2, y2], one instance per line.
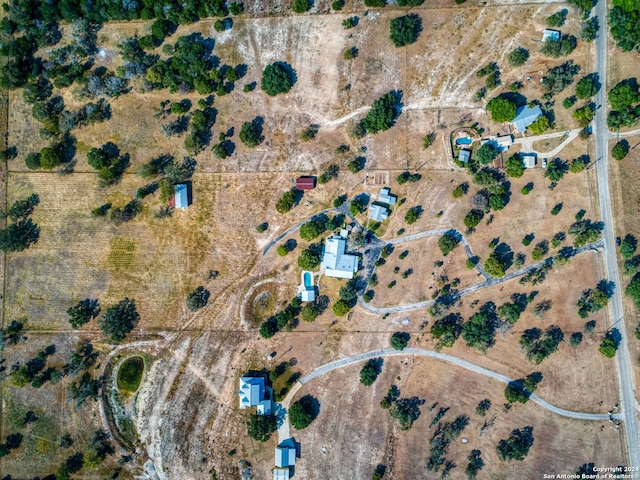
[511, 105, 543, 133]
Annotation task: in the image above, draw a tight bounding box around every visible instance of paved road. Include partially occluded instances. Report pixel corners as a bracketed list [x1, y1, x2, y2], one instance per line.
[278, 348, 620, 437]
[362, 240, 603, 314]
[592, 0, 640, 468]
[514, 128, 582, 157]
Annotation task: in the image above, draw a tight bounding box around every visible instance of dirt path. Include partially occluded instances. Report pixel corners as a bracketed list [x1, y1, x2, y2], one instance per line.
[362, 240, 604, 314]
[277, 346, 620, 442]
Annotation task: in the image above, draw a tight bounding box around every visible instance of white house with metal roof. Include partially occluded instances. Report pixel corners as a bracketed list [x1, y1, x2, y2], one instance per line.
[522, 153, 537, 169]
[321, 235, 358, 279]
[238, 376, 272, 415]
[275, 445, 296, 468]
[173, 184, 189, 209]
[511, 105, 543, 133]
[273, 468, 290, 480]
[378, 187, 397, 205]
[369, 203, 389, 222]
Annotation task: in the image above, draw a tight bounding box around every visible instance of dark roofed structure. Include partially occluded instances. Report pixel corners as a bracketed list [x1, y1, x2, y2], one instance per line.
[295, 176, 316, 190]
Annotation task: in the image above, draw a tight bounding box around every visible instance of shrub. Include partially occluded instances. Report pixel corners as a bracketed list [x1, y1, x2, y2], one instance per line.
[342, 16, 358, 29]
[612, 141, 629, 161]
[333, 299, 351, 317]
[508, 47, 529, 67]
[292, 0, 310, 13]
[239, 119, 263, 148]
[332, 0, 344, 10]
[390, 332, 410, 350]
[186, 286, 210, 311]
[404, 206, 422, 224]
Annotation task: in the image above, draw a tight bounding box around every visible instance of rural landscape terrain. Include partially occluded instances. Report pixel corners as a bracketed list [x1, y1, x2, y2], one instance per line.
[0, 0, 640, 478]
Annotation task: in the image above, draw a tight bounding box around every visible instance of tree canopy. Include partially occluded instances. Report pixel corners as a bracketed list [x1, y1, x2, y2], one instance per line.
[508, 47, 529, 67]
[486, 98, 517, 122]
[247, 413, 277, 442]
[609, 0, 640, 52]
[390, 332, 410, 350]
[476, 143, 500, 164]
[98, 298, 139, 342]
[67, 299, 100, 329]
[389, 14, 422, 47]
[289, 395, 318, 430]
[0, 218, 40, 252]
[362, 92, 401, 134]
[496, 426, 535, 461]
[360, 358, 382, 386]
[505, 154, 525, 178]
[261, 62, 295, 96]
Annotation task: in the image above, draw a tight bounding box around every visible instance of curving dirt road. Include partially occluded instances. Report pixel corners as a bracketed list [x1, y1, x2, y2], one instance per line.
[362, 240, 603, 314]
[277, 347, 620, 442]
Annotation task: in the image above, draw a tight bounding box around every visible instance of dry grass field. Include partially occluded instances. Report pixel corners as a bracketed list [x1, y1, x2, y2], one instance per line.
[0, 1, 622, 479]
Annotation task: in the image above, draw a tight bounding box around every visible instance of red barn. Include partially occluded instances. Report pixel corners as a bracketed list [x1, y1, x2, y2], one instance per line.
[295, 176, 316, 190]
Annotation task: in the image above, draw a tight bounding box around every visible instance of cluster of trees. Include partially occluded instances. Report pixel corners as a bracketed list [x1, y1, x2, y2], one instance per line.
[612, 140, 630, 161]
[259, 298, 301, 338]
[627, 272, 640, 308]
[540, 34, 577, 58]
[10, 344, 57, 388]
[350, 194, 369, 216]
[528, 115, 550, 135]
[496, 426, 535, 461]
[484, 249, 509, 277]
[573, 102, 595, 127]
[333, 278, 358, 317]
[498, 294, 528, 324]
[505, 373, 542, 404]
[87, 144, 131, 190]
[300, 214, 344, 241]
[577, 280, 614, 318]
[0, 194, 41, 252]
[247, 413, 277, 442]
[277, 238, 297, 257]
[361, 91, 401, 134]
[397, 171, 421, 184]
[476, 142, 499, 165]
[609, 0, 640, 52]
[426, 413, 469, 473]
[289, 395, 319, 430]
[97, 298, 140, 342]
[389, 14, 422, 47]
[544, 158, 569, 184]
[430, 312, 463, 349]
[520, 326, 564, 363]
[404, 206, 422, 225]
[569, 217, 604, 247]
[461, 303, 498, 352]
[360, 358, 382, 386]
[67, 298, 100, 329]
[607, 79, 640, 130]
[466, 450, 485, 480]
[472, 167, 511, 213]
[145, 34, 236, 94]
[239, 117, 264, 148]
[541, 61, 581, 96]
[505, 153, 525, 178]
[318, 164, 339, 184]
[297, 243, 323, 270]
[185, 107, 216, 154]
[599, 330, 619, 358]
[575, 74, 600, 99]
[547, 10, 567, 27]
[438, 230, 461, 256]
[477, 62, 501, 91]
